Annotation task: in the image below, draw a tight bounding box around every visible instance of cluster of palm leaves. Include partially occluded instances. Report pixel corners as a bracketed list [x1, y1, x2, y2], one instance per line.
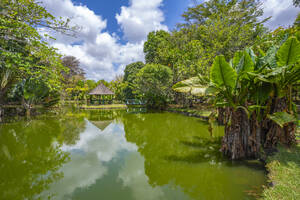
[173, 36, 300, 159]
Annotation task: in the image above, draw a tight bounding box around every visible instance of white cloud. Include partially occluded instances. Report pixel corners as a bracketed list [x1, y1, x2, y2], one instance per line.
[118, 152, 166, 200]
[116, 0, 168, 43]
[262, 0, 299, 30]
[40, 0, 297, 81]
[189, 0, 298, 30]
[45, 120, 137, 199]
[39, 0, 167, 81]
[41, 0, 107, 44]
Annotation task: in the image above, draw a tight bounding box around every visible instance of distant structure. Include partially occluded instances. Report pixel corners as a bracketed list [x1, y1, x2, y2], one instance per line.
[88, 83, 114, 104]
[90, 120, 113, 131]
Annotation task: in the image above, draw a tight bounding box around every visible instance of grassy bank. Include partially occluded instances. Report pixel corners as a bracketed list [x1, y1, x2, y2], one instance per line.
[167, 106, 213, 120]
[80, 104, 127, 109]
[261, 138, 300, 200]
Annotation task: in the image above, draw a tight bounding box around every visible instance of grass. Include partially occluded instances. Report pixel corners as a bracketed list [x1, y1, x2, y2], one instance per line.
[261, 139, 300, 200]
[2, 104, 43, 108]
[168, 107, 213, 118]
[80, 104, 127, 109]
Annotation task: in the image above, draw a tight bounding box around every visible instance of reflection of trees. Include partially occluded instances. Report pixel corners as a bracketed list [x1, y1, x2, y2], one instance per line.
[122, 112, 265, 200]
[60, 116, 86, 145]
[85, 109, 125, 122]
[0, 119, 70, 200]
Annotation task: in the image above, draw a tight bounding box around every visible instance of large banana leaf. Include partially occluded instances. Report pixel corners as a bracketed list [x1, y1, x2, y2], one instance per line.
[233, 51, 243, 68]
[267, 112, 297, 128]
[210, 55, 237, 89]
[245, 48, 256, 63]
[284, 64, 300, 85]
[233, 50, 254, 75]
[172, 76, 208, 96]
[262, 45, 278, 68]
[277, 36, 300, 66]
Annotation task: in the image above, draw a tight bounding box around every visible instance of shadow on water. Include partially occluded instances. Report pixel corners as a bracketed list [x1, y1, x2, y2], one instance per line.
[165, 137, 224, 164]
[166, 135, 266, 171]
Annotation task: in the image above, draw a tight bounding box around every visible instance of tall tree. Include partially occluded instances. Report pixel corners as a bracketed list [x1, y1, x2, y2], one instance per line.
[144, 31, 172, 64]
[0, 0, 73, 118]
[123, 61, 145, 99]
[61, 56, 85, 82]
[135, 64, 173, 109]
[179, 0, 268, 60]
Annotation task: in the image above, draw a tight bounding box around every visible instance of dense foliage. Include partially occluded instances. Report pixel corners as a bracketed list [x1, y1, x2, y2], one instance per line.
[136, 0, 268, 106]
[0, 0, 72, 117]
[135, 64, 173, 109]
[174, 33, 300, 159]
[122, 61, 145, 99]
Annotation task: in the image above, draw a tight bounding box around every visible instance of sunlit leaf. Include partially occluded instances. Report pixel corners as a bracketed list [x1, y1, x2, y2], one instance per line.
[173, 77, 208, 96]
[210, 55, 237, 89]
[267, 112, 297, 128]
[277, 37, 300, 66]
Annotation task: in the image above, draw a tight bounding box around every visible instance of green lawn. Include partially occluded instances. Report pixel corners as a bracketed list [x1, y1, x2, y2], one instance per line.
[261, 141, 300, 200]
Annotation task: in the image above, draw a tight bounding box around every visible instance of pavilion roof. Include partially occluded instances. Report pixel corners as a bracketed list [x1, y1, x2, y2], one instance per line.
[88, 83, 114, 95]
[90, 120, 113, 131]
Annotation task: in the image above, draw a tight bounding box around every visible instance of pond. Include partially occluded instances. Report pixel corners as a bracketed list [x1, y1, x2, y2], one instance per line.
[0, 109, 266, 200]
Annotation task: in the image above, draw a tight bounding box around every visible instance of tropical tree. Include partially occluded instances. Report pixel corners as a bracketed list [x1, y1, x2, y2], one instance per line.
[144, 31, 172, 64]
[135, 64, 173, 109]
[86, 79, 97, 90]
[141, 0, 268, 106]
[179, 0, 268, 61]
[0, 0, 73, 119]
[110, 75, 125, 101]
[12, 76, 60, 116]
[122, 61, 145, 99]
[174, 36, 300, 159]
[61, 56, 85, 83]
[65, 80, 89, 102]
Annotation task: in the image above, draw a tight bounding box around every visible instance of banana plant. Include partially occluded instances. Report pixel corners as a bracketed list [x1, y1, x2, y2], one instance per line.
[174, 37, 300, 125]
[248, 36, 300, 125]
[172, 36, 300, 159]
[173, 50, 254, 111]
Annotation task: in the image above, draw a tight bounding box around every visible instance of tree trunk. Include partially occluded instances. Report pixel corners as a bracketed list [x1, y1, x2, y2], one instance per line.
[217, 107, 225, 125]
[22, 98, 31, 118]
[263, 97, 296, 149]
[221, 108, 261, 159]
[0, 106, 3, 123]
[0, 92, 5, 123]
[221, 97, 296, 160]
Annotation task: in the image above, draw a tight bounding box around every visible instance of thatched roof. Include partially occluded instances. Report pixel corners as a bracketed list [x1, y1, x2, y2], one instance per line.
[89, 83, 114, 95]
[90, 120, 113, 131]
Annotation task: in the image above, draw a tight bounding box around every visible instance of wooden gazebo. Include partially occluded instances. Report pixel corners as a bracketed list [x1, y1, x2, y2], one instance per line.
[88, 83, 114, 104]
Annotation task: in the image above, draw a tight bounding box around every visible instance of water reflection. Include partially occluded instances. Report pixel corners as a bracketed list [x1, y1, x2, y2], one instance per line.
[122, 112, 266, 200]
[0, 110, 266, 200]
[0, 119, 69, 200]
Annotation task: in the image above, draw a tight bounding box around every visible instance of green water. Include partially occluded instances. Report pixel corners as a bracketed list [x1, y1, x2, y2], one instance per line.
[0, 109, 266, 200]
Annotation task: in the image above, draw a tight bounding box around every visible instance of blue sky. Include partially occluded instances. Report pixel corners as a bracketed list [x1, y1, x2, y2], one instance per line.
[40, 0, 299, 81]
[72, 0, 190, 44]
